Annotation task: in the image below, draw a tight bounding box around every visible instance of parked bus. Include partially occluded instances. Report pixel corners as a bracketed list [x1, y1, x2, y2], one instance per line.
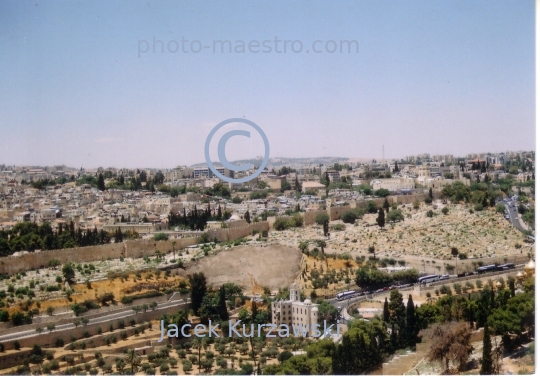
[477, 265, 497, 274]
[418, 275, 439, 284]
[336, 290, 356, 301]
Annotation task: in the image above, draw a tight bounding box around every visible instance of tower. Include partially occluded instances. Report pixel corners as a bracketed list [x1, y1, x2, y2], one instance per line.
[289, 283, 299, 302]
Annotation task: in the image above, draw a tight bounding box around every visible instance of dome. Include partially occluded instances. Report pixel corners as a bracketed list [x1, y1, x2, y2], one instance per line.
[311, 307, 318, 312]
[303, 299, 312, 305]
[495, 281, 502, 289]
[524, 258, 535, 277]
[228, 214, 241, 221]
[516, 271, 524, 281]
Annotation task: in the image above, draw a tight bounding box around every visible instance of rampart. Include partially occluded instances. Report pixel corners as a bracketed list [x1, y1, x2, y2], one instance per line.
[207, 221, 269, 242]
[0, 238, 199, 275]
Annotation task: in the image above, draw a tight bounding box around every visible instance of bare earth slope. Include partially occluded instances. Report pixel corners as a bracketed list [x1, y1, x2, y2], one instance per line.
[178, 244, 302, 293]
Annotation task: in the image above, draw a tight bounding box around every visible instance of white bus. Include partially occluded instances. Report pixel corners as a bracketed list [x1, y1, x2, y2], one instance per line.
[336, 290, 356, 301]
[418, 275, 439, 284]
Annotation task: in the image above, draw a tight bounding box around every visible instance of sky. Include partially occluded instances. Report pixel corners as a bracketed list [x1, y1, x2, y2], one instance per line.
[0, 0, 535, 169]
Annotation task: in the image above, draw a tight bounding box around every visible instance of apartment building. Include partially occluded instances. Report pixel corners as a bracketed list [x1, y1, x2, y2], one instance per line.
[370, 177, 415, 192]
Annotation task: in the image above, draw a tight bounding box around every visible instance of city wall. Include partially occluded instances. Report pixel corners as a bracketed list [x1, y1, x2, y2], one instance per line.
[0, 238, 199, 275]
[207, 221, 269, 242]
[306, 193, 433, 224]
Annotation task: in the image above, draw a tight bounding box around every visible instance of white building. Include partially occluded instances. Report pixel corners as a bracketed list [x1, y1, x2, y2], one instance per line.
[271, 283, 320, 337]
[370, 177, 415, 192]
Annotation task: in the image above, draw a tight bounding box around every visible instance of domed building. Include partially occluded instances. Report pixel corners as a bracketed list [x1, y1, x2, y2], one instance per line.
[524, 258, 535, 277]
[271, 283, 320, 337]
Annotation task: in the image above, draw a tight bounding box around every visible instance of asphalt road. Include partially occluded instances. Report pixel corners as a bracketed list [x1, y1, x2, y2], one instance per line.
[503, 200, 528, 232]
[0, 299, 187, 342]
[328, 267, 524, 322]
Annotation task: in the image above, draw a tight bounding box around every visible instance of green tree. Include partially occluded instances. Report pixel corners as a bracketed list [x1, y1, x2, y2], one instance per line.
[383, 198, 390, 213]
[315, 213, 330, 236]
[376, 208, 385, 229]
[480, 324, 493, 375]
[244, 210, 251, 224]
[316, 239, 327, 255]
[383, 298, 390, 322]
[405, 294, 417, 347]
[125, 349, 141, 374]
[188, 273, 207, 315]
[62, 263, 75, 284]
[97, 173, 105, 191]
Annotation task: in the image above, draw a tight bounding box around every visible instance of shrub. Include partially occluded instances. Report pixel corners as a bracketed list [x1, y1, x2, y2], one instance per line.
[426, 210, 434, 218]
[154, 233, 169, 241]
[442, 207, 449, 215]
[341, 210, 358, 224]
[331, 224, 345, 231]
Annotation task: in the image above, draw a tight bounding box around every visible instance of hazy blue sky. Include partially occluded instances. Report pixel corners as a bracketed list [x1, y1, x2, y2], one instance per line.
[0, 1, 535, 168]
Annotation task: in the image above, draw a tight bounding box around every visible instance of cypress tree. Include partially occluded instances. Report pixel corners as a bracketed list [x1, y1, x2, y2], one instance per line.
[383, 198, 390, 213]
[508, 278, 515, 297]
[383, 298, 390, 322]
[218, 285, 229, 321]
[244, 210, 251, 224]
[376, 208, 385, 229]
[97, 173, 105, 191]
[406, 294, 416, 346]
[480, 324, 493, 375]
[428, 187, 433, 199]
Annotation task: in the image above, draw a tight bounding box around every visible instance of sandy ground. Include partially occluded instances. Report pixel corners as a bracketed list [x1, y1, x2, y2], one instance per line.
[177, 244, 302, 293]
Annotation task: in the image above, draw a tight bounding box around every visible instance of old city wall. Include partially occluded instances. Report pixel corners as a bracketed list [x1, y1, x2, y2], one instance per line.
[305, 194, 433, 224]
[0, 238, 200, 275]
[207, 222, 269, 242]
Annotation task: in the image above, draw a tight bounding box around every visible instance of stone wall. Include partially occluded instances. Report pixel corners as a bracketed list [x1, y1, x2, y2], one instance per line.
[0, 237, 199, 275]
[0, 302, 191, 351]
[207, 222, 269, 242]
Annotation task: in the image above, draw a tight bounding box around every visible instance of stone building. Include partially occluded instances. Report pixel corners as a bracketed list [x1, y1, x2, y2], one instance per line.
[271, 283, 320, 337]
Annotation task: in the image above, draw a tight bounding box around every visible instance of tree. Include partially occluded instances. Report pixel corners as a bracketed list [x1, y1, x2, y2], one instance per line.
[191, 337, 208, 371]
[341, 210, 358, 224]
[97, 173, 105, 191]
[389, 290, 406, 346]
[62, 263, 75, 284]
[316, 239, 327, 255]
[125, 349, 141, 374]
[376, 208, 385, 229]
[298, 241, 309, 253]
[383, 298, 390, 322]
[480, 324, 493, 375]
[383, 198, 390, 213]
[387, 209, 404, 222]
[421, 321, 473, 372]
[315, 212, 330, 236]
[450, 247, 459, 258]
[429, 187, 433, 200]
[405, 294, 417, 347]
[244, 210, 251, 224]
[188, 273, 207, 315]
[217, 285, 229, 321]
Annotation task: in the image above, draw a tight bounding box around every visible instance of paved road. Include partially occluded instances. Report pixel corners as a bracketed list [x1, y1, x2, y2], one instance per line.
[328, 267, 524, 322]
[502, 200, 528, 232]
[0, 299, 187, 342]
